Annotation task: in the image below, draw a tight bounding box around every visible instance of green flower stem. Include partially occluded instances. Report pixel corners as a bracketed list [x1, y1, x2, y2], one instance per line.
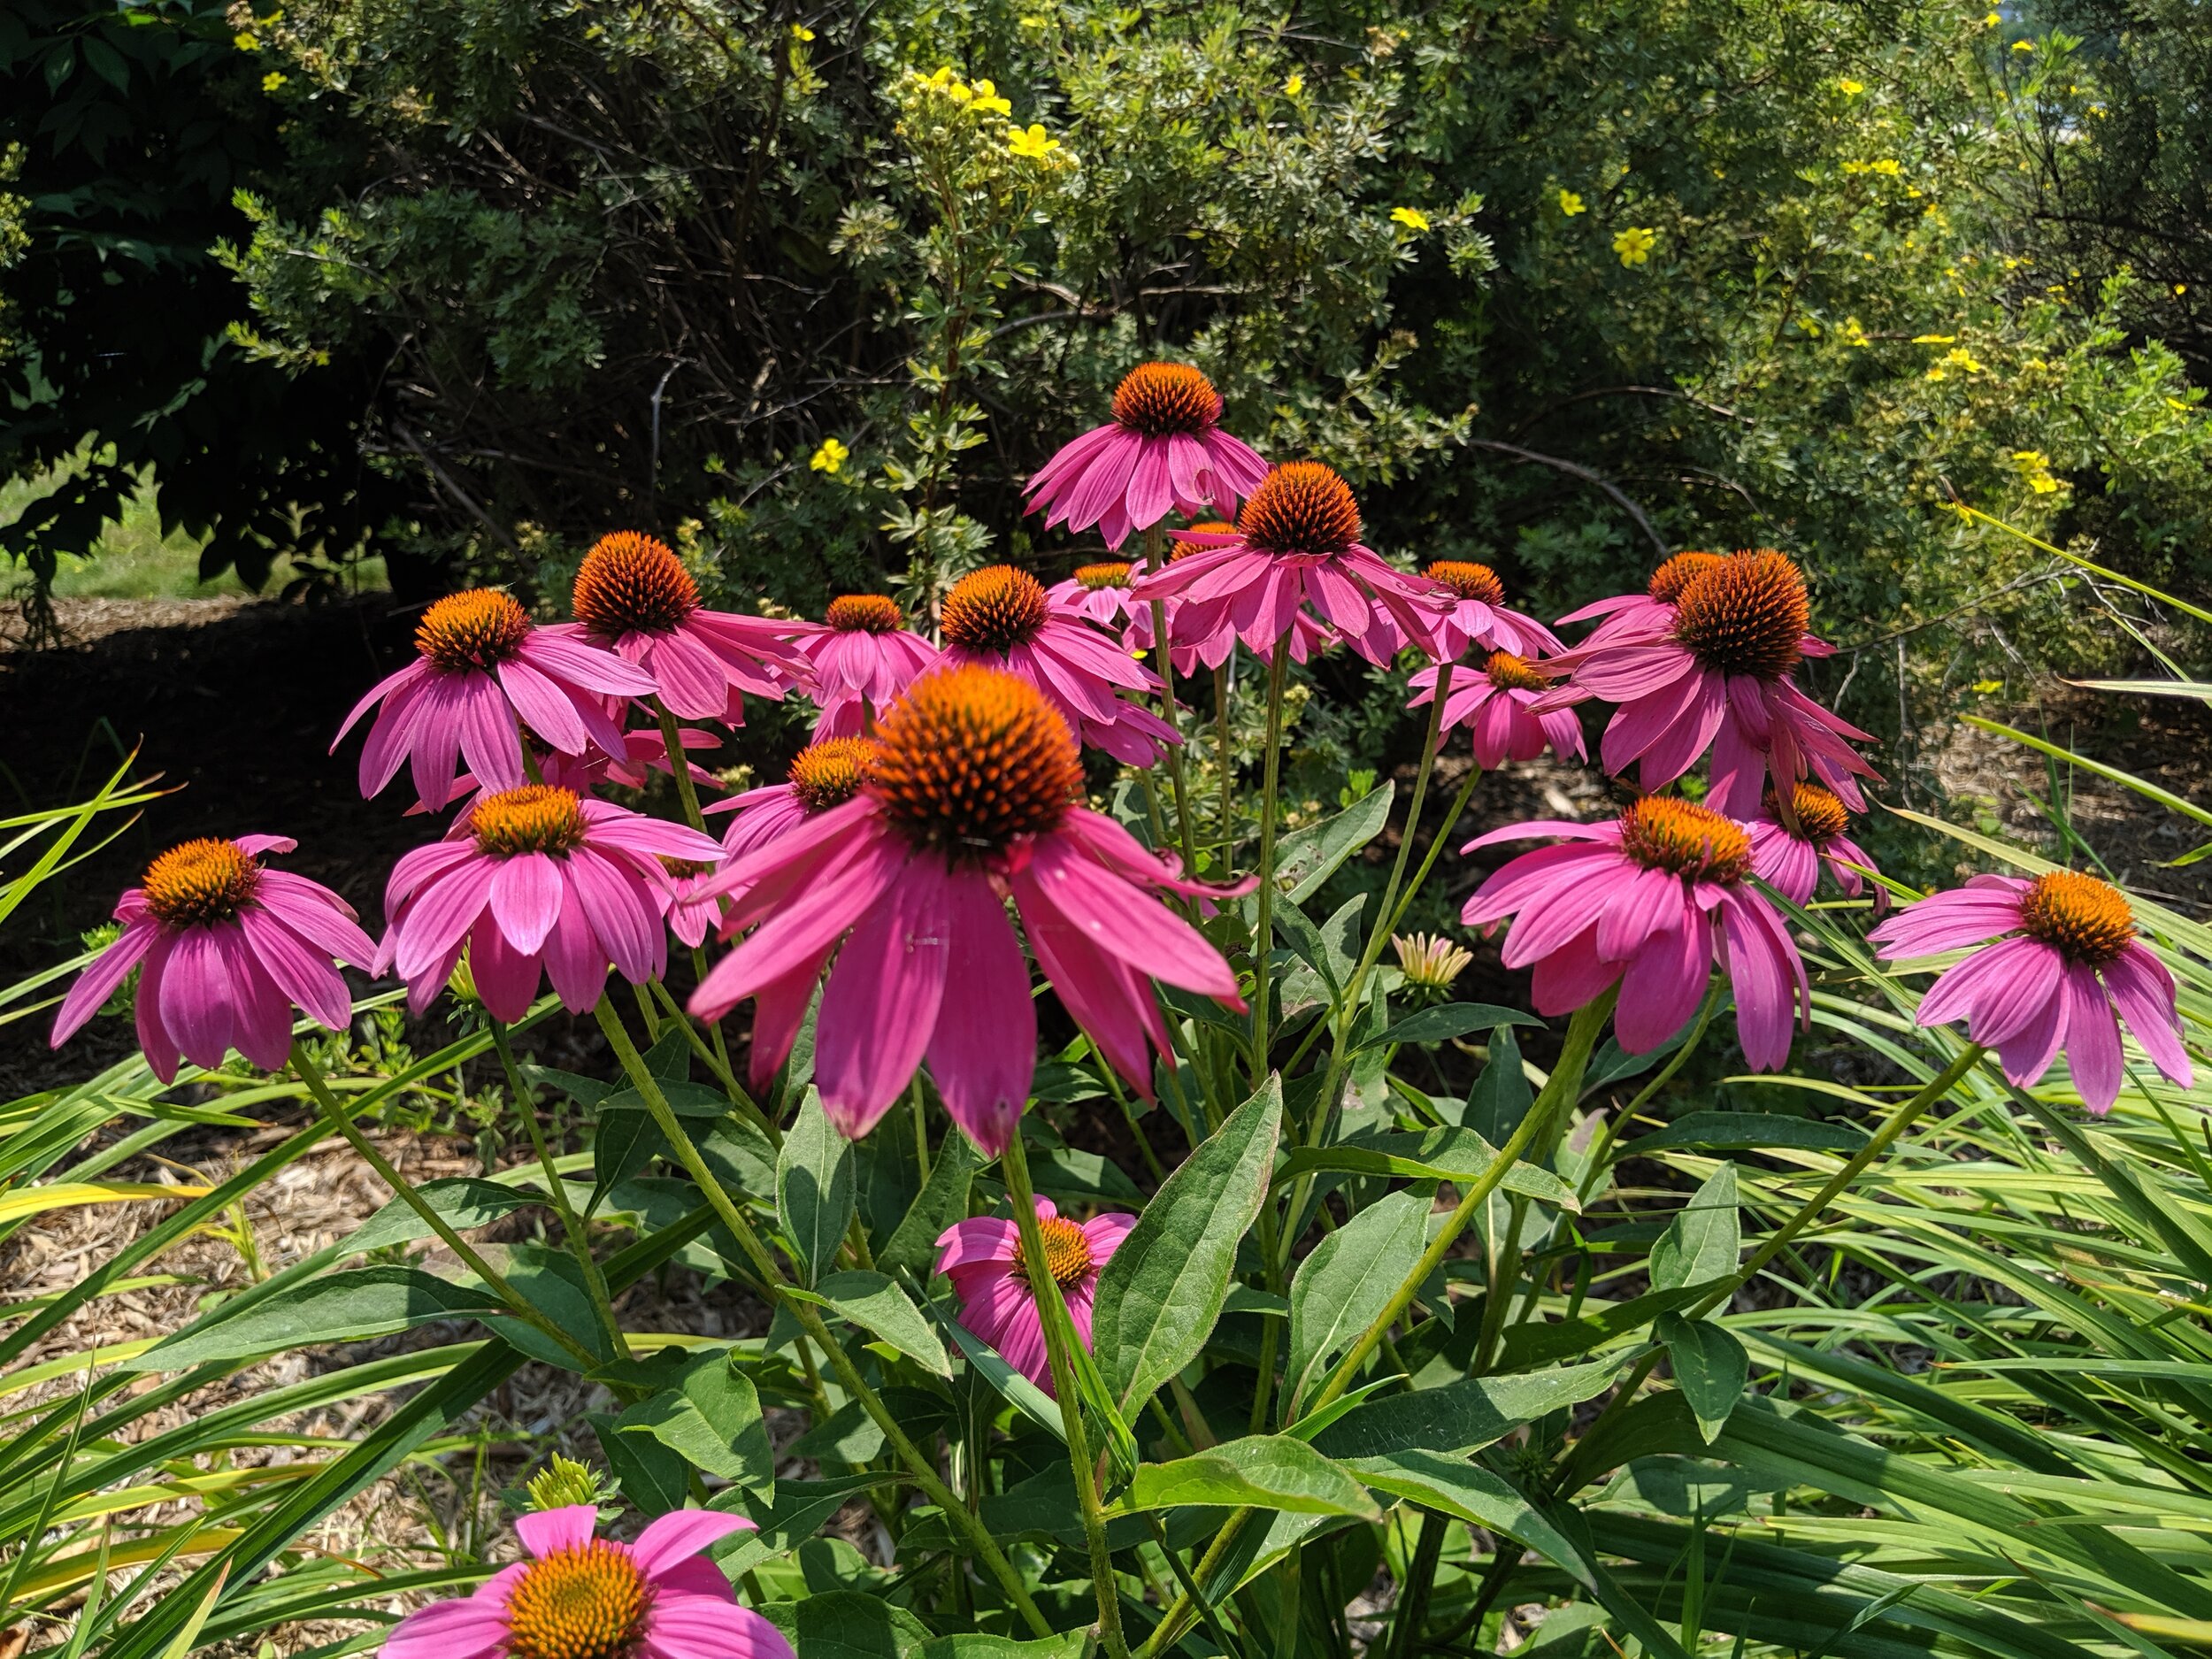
[590, 996, 1055, 1639]
[488, 1019, 631, 1361]
[1143, 524, 1199, 876]
[1131, 1506, 1253, 1659]
[647, 977, 781, 1149]
[1558, 1038, 1987, 1491]
[1215, 659, 1236, 859]
[1307, 991, 1617, 1417]
[1248, 640, 1293, 1086]
[652, 698, 742, 1086]
[1574, 982, 1720, 1206]
[1000, 1132, 1132, 1659]
[1094, 1061, 1168, 1184]
[288, 1041, 601, 1369]
[1275, 664, 1455, 1280]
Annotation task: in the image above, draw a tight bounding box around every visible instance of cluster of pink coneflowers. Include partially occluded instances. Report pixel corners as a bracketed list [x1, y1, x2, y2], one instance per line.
[48, 358, 2194, 1640]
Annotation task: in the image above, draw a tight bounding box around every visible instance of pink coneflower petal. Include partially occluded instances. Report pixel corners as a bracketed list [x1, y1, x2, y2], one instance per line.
[815, 858, 953, 1137]
[2103, 943, 2193, 1084]
[1615, 923, 1709, 1051]
[926, 872, 1039, 1155]
[1915, 933, 2063, 1043]
[2062, 963, 2124, 1108]
[50, 920, 157, 1046]
[630, 1509, 756, 1578]
[379, 1595, 511, 1659]
[516, 1503, 599, 1558]
[642, 1600, 795, 1659]
[238, 909, 351, 1030]
[488, 853, 565, 956]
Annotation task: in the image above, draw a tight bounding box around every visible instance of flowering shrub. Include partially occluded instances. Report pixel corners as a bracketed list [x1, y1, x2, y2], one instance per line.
[13, 374, 2212, 1659]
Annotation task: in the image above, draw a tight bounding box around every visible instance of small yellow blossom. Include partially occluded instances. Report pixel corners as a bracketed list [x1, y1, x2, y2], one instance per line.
[1558, 188, 1586, 216]
[970, 78, 1012, 115]
[234, 29, 260, 49]
[1911, 333, 1956, 343]
[1391, 206, 1432, 233]
[1838, 77, 1865, 94]
[261, 69, 288, 90]
[1006, 124, 1060, 161]
[2011, 38, 2034, 51]
[1612, 226, 1657, 267]
[2176, 283, 2188, 296]
[1984, 10, 2001, 24]
[2010, 449, 2064, 493]
[1971, 680, 2004, 694]
[1284, 72, 1304, 96]
[810, 437, 849, 475]
[1839, 316, 1870, 347]
[790, 23, 813, 40]
[1926, 346, 1984, 380]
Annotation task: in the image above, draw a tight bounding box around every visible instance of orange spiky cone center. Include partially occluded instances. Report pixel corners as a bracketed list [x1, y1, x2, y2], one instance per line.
[1018, 1215, 1095, 1292]
[503, 1540, 653, 1659]
[1767, 782, 1851, 844]
[870, 666, 1080, 856]
[1484, 650, 1549, 692]
[1647, 551, 1727, 604]
[826, 594, 903, 634]
[1618, 796, 1752, 883]
[1073, 561, 1133, 591]
[142, 839, 261, 926]
[572, 532, 700, 639]
[787, 737, 879, 810]
[1238, 463, 1362, 557]
[1110, 362, 1221, 436]
[470, 785, 589, 857]
[1671, 550, 1809, 681]
[1427, 560, 1507, 606]
[416, 589, 533, 672]
[941, 565, 1051, 653]
[2019, 870, 2134, 966]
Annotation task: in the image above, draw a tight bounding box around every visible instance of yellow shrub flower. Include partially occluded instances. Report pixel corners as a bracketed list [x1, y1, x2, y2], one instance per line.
[1006, 124, 1060, 160]
[1612, 226, 1657, 266]
[970, 78, 1012, 116]
[2010, 450, 2064, 493]
[1284, 72, 1304, 96]
[1558, 188, 1586, 216]
[262, 70, 288, 90]
[1391, 206, 1432, 232]
[1838, 77, 1865, 95]
[810, 437, 849, 475]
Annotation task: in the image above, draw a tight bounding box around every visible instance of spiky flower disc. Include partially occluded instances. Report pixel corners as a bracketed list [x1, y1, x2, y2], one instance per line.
[1768, 781, 1851, 843]
[415, 589, 533, 672]
[1485, 650, 1549, 691]
[870, 666, 1081, 855]
[1671, 550, 1809, 681]
[1647, 551, 1727, 605]
[572, 531, 700, 638]
[940, 565, 1050, 653]
[470, 785, 590, 857]
[1617, 796, 1753, 884]
[2020, 870, 2135, 966]
[1238, 462, 1362, 557]
[1016, 1215, 1095, 1292]
[1427, 560, 1507, 606]
[502, 1540, 652, 1659]
[787, 736, 879, 810]
[1110, 363, 1222, 436]
[825, 594, 904, 634]
[1073, 561, 1133, 591]
[142, 840, 261, 927]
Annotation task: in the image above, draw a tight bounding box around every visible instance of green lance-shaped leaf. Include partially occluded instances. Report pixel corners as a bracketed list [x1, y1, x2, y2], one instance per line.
[1649, 1162, 1740, 1292]
[1655, 1311, 1749, 1443]
[776, 1089, 855, 1288]
[1090, 1076, 1282, 1420]
[1363, 1003, 1543, 1050]
[1347, 1450, 1587, 1576]
[618, 1349, 775, 1497]
[1116, 1434, 1382, 1519]
[124, 1267, 500, 1370]
[876, 1129, 979, 1276]
[1286, 1187, 1431, 1416]
[1313, 1356, 1624, 1460]
[810, 1270, 953, 1377]
[339, 1178, 539, 1256]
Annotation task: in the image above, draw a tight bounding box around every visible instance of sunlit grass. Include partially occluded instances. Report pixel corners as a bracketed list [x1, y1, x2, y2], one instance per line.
[1, 465, 387, 602]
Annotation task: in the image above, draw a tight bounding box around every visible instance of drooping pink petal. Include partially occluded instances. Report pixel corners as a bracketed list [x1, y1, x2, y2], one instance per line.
[2101, 944, 2193, 1087]
[238, 909, 352, 1031]
[2061, 963, 2124, 1113]
[488, 852, 565, 956]
[1614, 921, 1711, 1052]
[563, 847, 664, 985]
[1527, 926, 1624, 1018]
[134, 932, 183, 1082]
[394, 860, 500, 982]
[925, 872, 1037, 1155]
[814, 856, 954, 1139]
[1019, 836, 1240, 997]
[468, 910, 545, 1022]
[541, 892, 610, 1012]
[1916, 934, 2065, 1046]
[50, 920, 158, 1047]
